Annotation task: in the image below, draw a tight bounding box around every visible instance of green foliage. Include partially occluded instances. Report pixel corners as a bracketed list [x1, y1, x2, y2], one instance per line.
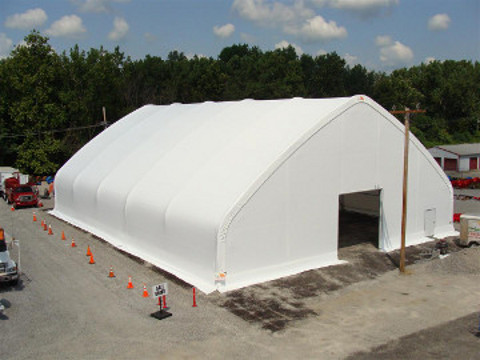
[2, 31, 65, 174]
[0, 32, 478, 175]
[300, 52, 348, 97]
[16, 135, 61, 175]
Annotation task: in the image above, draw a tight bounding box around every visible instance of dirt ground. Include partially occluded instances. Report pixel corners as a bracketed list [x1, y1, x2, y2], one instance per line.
[347, 311, 480, 360]
[0, 182, 479, 359]
[209, 211, 465, 333]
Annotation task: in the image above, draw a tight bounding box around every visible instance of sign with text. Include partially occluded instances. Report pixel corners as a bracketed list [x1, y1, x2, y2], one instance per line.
[152, 283, 168, 298]
[468, 219, 480, 240]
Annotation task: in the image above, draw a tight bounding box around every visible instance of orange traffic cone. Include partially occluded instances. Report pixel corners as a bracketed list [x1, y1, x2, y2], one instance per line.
[127, 276, 134, 289]
[86, 245, 92, 257]
[108, 266, 115, 278]
[89, 254, 95, 264]
[43, 222, 48, 231]
[61, 231, 66, 240]
[48, 225, 53, 235]
[33, 212, 37, 222]
[142, 284, 149, 298]
[71, 238, 77, 248]
[41, 219, 44, 227]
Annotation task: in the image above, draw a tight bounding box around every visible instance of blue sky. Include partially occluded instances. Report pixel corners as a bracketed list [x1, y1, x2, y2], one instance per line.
[0, 0, 478, 71]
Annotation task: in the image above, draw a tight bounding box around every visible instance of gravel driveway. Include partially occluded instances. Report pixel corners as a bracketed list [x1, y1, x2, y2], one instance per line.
[0, 185, 479, 359]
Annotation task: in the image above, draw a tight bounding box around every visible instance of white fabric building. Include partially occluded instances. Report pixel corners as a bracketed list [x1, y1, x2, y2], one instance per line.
[52, 96, 457, 293]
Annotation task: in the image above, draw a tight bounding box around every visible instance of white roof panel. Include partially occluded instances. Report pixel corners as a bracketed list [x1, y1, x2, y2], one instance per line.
[436, 143, 480, 156]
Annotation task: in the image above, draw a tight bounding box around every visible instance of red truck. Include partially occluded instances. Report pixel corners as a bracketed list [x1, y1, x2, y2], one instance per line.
[4, 177, 38, 208]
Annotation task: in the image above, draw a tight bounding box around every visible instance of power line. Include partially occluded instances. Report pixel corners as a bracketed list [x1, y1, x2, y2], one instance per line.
[0, 122, 108, 139]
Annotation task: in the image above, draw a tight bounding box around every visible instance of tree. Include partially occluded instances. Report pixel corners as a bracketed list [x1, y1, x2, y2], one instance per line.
[1, 32, 478, 173]
[0, 58, 17, 164]
[301, 52, 347, 98]
[218, 44, 263, 100]
[345, 64, 375, 96]
[251, 46, 305, 99]
[5, 31, 65, 174]
[123, 55, 167, 109]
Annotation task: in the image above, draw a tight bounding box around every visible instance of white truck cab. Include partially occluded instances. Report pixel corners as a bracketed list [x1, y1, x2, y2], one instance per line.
[0, 228, 18, 286]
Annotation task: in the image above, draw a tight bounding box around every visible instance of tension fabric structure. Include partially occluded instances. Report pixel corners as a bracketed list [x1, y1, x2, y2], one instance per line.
[52, 96, 457, 293]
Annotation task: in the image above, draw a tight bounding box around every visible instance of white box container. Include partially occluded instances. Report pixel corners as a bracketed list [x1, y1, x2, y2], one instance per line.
[459, 214, 480, 246]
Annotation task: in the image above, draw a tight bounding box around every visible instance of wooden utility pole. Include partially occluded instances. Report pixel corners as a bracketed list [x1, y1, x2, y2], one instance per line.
[102, 106, 108, 129]
[390, 107, 426, 273]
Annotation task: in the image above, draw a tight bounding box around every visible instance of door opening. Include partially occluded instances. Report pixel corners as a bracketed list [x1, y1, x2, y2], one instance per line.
[424, 208, 436, 237]
[338, 189, 381, 250]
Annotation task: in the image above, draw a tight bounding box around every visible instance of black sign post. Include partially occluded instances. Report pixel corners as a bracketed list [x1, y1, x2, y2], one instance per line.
[150, 283, 172, 320]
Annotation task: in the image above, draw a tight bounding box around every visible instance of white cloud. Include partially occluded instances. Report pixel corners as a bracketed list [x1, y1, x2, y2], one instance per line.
[46, 15, 87, 38]
[232, 0, 314, 27]
[80, 0, 109, 13]
[311, 0, 398, 17]
[78, 0, 130, 13]
[0, 33, 13, 59]
[375, 35, 392, 47]
[325, 0, 397, 11]
[4, 8, 48, 30]
[275, 40, 303, 55]
[108, 17, 129, 41]
[316, 48, 328, 56]
[285, 15, 347, 42]
[213, 23, 235, 38]
[428, 13, 451, 31]
[424, 57, 436, 64]
[344, 53, 358, 66]
[375, 36, 413, 66]
[232, 1, 347, 43]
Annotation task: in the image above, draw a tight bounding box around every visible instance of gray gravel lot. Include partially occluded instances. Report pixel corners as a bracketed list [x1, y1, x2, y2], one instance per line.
[347, 311, 480, 360]
[0, 183, 479, 359]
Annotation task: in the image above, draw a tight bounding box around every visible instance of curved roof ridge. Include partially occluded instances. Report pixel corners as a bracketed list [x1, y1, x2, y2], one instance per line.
[67, 105, 160, 210]
[159, 98, 307, 232]
[216, 96, 357, 246]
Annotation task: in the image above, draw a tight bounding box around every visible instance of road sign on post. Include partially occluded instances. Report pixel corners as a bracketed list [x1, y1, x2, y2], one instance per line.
[150, 283, 172, 320]
[152, 283, 168, 298]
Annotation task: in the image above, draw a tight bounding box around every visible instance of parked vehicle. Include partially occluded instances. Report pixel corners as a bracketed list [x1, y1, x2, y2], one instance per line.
[1, 169, 29, 201]
[4, 177, 38, 208]
[3, 177, 19, 201]
[0, 228, 18, 286]
[0, 167, 17, 200]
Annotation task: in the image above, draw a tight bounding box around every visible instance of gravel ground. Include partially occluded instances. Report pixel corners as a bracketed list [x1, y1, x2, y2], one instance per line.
[347, 311, 480, 360]
[0, 182, 479, 359]
[454, 188, 480, 216]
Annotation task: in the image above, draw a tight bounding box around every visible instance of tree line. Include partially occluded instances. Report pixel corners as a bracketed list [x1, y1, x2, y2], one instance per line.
[1, 31, 479, 175]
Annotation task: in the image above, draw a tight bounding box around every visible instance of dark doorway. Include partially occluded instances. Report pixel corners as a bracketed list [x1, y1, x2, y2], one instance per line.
[338, 189, 381, 249]
[444, 158, 457, 171]
[470, 157, 478, 170]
